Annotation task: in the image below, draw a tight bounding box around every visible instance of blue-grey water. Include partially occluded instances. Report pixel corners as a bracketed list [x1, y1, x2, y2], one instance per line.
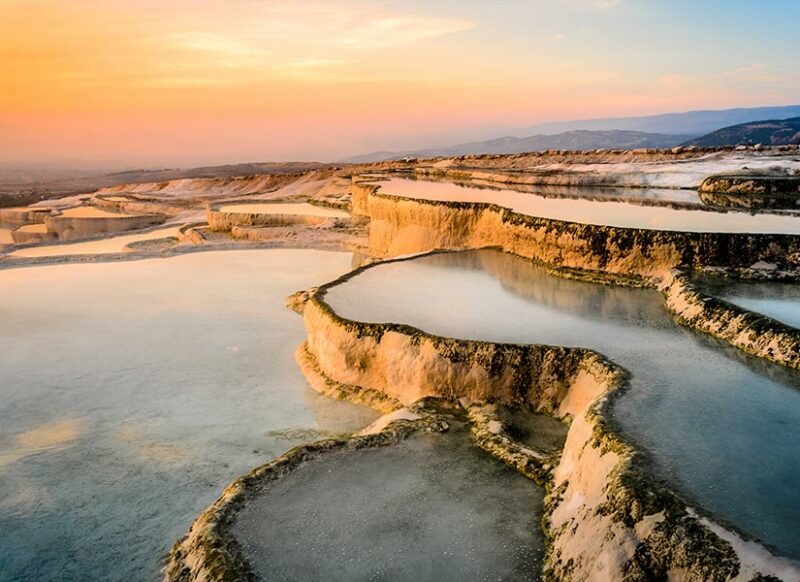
[232, 421, 544, 581]
[324, 250, 800, 560]
[696, 275, 800, 329]
[0, 250, 379, 581]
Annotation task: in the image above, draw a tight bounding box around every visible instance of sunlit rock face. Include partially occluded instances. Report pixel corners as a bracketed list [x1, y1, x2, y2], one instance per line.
[42, 206, 165, 241]
[207, 202, 349, 231]
[356, 178, 800, 279]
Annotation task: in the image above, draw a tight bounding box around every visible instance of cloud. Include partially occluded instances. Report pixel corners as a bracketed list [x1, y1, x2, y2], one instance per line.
[721, 63, 768, 77]
[284, 59, 350, 69]
[592, 0, 621, 8]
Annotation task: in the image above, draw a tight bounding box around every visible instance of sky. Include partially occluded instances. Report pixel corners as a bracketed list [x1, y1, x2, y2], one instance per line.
[1, 0, 799, 166]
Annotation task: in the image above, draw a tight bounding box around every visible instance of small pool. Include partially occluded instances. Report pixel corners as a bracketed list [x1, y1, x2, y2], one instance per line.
[695, 275, 800, 330]
[374, 177, 800, 234]
[9, 226, 182, 259]
[216, 202, 348, 218]
[324, 249, 800, 560]
[0, 249, 379, 581]
[232, 421, 544, 581]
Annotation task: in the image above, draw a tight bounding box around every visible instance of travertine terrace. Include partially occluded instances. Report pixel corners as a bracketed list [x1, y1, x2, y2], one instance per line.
[3, 147, 800, 581]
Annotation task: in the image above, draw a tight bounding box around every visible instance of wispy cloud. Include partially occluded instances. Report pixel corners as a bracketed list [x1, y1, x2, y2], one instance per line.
[592, 0, 621, 9]
[284, 59, 350, 69]
[721, 63, 768, 77]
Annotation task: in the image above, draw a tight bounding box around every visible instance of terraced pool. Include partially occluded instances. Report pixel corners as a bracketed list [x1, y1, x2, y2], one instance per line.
[374, 177, 800, 234]
[324, 249, 800, 560]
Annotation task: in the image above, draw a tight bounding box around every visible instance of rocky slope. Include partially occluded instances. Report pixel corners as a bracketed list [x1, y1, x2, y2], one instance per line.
[687, 117, 800, 148]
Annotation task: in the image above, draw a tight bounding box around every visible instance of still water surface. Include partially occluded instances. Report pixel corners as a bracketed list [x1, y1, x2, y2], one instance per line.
[697, 275, 800, 330]
[0, 250, 378, 581]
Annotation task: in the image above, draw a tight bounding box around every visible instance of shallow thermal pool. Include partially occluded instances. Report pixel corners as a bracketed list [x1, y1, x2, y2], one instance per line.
[216, 202, 348, 218]
[0, 249, 379, 581]
[374, 177, 800, 234]
[9, 226, 182, 259]
[695, 275, 800, 330]
[324, 249, 800, 560]
[232, 420, 544, 581]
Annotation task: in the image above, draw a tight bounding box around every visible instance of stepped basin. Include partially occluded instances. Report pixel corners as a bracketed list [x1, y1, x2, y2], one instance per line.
[0, 249, 378, 582]
[9, 225, 182, 258]
[216, 202, 348, 217]
[695, 275, 800, 329]
[373, 177, 800, 233]
[11, 223, 56, 244]
[208, 202, 349, 231]
[43, 205, 165, 241]
[323, 249, 800, 560]
[231, 420, 545, 582]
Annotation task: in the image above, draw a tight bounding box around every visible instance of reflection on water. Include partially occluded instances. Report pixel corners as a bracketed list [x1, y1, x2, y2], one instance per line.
[217, 202, 348, 218]
[9, 226, 182, 259]
[696, 275, 800, 330]
[377, 177, 800, 234]
[325, 249, 800, 559]
[232, 421, 543, 582]
[0, 250, 379, 581]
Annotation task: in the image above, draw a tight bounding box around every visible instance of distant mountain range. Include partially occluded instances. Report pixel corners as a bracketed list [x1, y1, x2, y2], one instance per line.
[519, 105, 800, 136]
[685, 117, 800, 148]
[343, 105, 800, 162]
[343, 130, 695, 163]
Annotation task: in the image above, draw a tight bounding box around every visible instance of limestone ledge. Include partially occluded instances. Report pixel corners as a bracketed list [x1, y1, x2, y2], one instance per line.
[699, 175, 800, 210]
[361, 185, 800, 279]
[206, 201, 352, 232]
[663, 271, 800, 370]
[0, 206, 53, 225]
[297, 256, 800, 581]
[44, 212, 165, 242]
[94, 194, 190, 217]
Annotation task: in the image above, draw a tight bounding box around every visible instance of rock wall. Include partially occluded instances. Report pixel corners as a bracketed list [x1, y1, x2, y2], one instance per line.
[0, 206, 52, 224]
[663, 271, 800, 369]
[297, 257, 800, 581]
[43, 213, 165, 241]
[94, 195, 189, 217]
[365, 191, 800, 279]
[699, 175, 800, 210]
[206, 207, 336, 231]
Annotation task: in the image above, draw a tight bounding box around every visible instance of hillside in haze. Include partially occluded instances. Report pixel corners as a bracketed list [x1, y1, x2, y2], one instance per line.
[520, 105, 800, 136]
[343, 105, 800, 162]
[685, 117, 800, 148]
[342, 130, 695, 163]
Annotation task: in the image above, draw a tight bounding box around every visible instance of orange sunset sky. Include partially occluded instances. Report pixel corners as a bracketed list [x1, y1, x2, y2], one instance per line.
[1, 0, 799, 165]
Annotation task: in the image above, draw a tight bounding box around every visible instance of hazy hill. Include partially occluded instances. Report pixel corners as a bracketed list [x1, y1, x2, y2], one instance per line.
[685, 117, 800, 148]
[520, 105, 800, 136]
[342, 130, 695, 163]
